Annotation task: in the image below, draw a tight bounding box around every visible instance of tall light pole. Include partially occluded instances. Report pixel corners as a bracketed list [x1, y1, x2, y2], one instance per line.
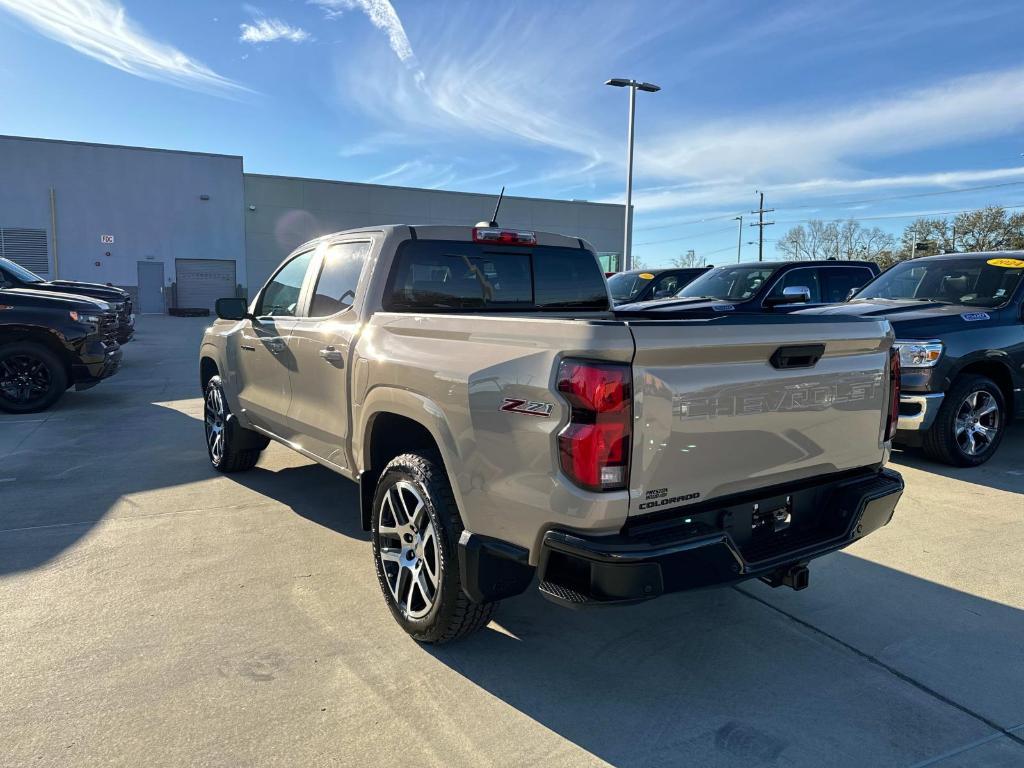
[606, 78, 660, 271]
[734, 215, 743, 262]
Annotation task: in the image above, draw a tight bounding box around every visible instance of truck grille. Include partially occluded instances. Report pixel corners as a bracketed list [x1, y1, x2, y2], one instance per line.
[99, 313, 119, 345]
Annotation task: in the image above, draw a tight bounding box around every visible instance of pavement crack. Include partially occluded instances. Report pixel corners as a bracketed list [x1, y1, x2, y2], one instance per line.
[734, 585, 1024, 749]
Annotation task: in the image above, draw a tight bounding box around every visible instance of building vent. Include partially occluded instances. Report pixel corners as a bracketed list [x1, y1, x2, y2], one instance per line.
[0, 228, 49, 276]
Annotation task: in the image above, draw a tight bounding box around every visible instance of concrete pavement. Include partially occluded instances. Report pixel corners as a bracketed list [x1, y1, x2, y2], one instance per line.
[1, 315, 1022, 767]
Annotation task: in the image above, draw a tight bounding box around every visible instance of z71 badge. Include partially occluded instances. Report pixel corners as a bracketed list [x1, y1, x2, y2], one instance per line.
[500, 398, 553, 417]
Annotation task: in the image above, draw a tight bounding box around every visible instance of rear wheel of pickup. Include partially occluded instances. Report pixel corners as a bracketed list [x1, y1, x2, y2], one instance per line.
[923, 374, 1005, 467]
[204, 375, 267, 472]
[0, 341, 68, 414]
[371, 452, 496, 643]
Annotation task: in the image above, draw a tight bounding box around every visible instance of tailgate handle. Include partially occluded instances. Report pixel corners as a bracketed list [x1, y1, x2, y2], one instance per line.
[770, 344, 825, 369]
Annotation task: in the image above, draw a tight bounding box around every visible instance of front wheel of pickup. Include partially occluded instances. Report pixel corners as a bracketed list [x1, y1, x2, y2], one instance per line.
[0, 342, 68, 414]
[371, 452, 496, 644]
[922, 375, 1006, 467]
[204, 375, 267, 472]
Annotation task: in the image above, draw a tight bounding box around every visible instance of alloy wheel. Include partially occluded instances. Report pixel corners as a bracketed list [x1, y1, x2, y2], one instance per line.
[204, 385, 226, 464]
[953, 390, 1000, 457]
[377, 481, 440, 619]
[0, 353, 52, 406]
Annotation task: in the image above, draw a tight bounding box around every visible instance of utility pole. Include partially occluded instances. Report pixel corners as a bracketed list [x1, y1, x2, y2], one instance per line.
[749, 191, 774, 261]
[734, 215, 743, 262]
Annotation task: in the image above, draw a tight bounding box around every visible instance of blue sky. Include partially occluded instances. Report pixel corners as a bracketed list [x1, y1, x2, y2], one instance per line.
[1, 0, 1023, 265]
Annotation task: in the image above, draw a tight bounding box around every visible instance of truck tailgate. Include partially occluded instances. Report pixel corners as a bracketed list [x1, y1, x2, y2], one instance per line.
[626, 314, 892, 517]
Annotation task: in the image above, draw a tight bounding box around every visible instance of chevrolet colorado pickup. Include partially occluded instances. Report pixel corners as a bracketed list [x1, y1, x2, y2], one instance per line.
[0, 287, 122, 412]
[801, 251, 1024, 466]
[198, 225, 904, 643]
[0, 258, 135, 343]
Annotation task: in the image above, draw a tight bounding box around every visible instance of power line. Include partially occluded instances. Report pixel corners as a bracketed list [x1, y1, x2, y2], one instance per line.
[634, 224, 738, 247]
[633, 201, 1024, 249]
[633, 179, 1024, 233]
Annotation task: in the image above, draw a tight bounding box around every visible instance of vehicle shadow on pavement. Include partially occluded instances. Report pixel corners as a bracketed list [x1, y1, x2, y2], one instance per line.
[426, 555, 1024, 767]
[225, 464, 368, 541]
[891, 427, 1024, 495]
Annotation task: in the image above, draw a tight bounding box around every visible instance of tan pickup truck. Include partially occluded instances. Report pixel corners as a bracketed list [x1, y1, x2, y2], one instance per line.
[199, 224, 904, 643]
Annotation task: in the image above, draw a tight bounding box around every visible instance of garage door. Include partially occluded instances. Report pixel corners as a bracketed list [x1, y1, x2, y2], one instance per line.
[175, 259, 236, 311]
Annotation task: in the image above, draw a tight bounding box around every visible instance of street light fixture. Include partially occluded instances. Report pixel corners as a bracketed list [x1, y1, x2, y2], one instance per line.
[606, 77, 660, 271]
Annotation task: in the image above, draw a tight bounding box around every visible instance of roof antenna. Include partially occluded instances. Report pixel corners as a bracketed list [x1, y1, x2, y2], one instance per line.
[477, 186, 505, 228]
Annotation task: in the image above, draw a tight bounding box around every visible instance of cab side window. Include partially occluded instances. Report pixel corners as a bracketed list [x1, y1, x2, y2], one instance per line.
[767, 268, 822, 303]
[308, 242, 371, 317]
[823, 266, 876, 303]
[256, 250, 314, 317]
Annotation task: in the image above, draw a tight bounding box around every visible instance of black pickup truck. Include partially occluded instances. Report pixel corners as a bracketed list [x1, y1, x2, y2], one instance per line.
[0, 258, 135, 343]
[801, 252, 1024, 466]
[0, 288, 122, 413]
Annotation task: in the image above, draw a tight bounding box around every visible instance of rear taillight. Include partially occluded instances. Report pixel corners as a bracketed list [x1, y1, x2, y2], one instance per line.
[556, 360, 631, 491]
[472, 227, 536, 245]
[885, 345, 901, 441]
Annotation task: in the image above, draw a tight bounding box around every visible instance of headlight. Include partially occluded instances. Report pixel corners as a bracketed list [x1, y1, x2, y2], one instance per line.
[893, 340, 943, 368]
[69, 311, 101, 324]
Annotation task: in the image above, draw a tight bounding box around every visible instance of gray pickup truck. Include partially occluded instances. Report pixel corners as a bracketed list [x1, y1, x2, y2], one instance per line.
[199, 224, 904, 643]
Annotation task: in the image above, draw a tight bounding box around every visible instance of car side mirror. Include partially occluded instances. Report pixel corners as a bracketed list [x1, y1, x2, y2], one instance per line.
[845, 288, 859, 302]
[215, 297, 250, 321]
[766, 286, 812, 307]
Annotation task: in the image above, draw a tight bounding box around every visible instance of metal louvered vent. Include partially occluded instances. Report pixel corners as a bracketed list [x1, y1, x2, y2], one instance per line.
[0, 227, 49, 276]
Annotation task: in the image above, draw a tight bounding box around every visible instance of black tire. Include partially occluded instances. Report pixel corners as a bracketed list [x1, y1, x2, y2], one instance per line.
[922, 374, 1006, 467]
[371, 452, 496, 644]
[203, 375, 266, 472]
[0, 341, 68, 414]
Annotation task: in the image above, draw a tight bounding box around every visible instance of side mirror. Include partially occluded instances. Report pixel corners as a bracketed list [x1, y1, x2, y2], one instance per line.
[765, 286, 812, 307]
[845, 287, 859, 302]
[215, 297, 250, 321]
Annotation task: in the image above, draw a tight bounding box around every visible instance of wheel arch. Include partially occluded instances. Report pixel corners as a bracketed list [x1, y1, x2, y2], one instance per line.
[356, 388, 464, 532]
[953, 357, 1015, 414]
[0, 325, 74, 378]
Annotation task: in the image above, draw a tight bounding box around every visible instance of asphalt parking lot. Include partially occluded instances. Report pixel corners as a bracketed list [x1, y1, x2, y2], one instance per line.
[2, 315, 1022, 768]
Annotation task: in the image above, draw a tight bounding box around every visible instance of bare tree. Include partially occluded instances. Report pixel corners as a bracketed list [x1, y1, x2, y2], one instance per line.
[778, 219, 894, 262]
[672, 249, 706, 268]
[899, 206, 1024, 258]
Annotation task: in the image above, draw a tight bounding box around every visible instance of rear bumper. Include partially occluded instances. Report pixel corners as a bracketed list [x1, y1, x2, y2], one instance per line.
[536, 468, 904, 607]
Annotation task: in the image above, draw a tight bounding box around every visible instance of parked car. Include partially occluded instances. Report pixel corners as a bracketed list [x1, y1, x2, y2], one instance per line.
[607, 266, 710, 305]
[0, 288, 122, 412]
[616, 260, 880, 313]
[798, 251, 1024, 466]
[0, 257, 135, 342]
[198, 224, 903, 643]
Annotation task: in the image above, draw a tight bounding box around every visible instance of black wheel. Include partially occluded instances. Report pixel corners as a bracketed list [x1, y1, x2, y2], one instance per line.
[203, 375, 266, 472]
[923, 375, 1006, 467]
[371, 452, 496, 643]
[0, 342, 68, 414]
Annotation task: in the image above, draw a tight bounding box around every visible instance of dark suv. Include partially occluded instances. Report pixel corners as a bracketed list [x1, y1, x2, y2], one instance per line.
[0, 288, 122, 412]
[0, 258, 135, 342]
[617, 260, 879, 313]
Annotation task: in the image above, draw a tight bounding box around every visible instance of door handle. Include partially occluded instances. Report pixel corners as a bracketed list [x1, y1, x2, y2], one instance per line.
[319, 346, 344, 364]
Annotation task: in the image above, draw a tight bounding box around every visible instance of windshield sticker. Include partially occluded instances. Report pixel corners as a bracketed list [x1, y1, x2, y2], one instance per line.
[711, 304, 735, 312]
[638, 272, 655, 280]
[961, 312, 991, 322]
[986, 257, 1024, 268]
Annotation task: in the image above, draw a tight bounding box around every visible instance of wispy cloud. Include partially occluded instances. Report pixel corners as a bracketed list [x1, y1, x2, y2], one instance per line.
[0, 0, 246, 94]
[311, 0, 422, 79]
[240, 17, 310, 44]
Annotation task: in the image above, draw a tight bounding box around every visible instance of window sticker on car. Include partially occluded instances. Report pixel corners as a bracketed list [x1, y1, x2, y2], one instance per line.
[638, 272, 655, 280]
[961, 312, 991, 322]
[986, 257, 1024, 268]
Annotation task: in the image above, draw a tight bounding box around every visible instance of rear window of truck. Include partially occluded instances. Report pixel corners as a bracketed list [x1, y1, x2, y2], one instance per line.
[383, 240, 610, 312]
